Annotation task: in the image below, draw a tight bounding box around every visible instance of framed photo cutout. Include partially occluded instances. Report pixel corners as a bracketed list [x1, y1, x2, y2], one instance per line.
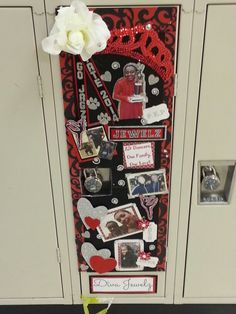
[115, 239, 144, 271]
[112, 62, 147, 121]
[99, 141, 117, 160]
[78, 126, 108, 159]
[97, 203, 143, 242]
[126, 169, 168, 198]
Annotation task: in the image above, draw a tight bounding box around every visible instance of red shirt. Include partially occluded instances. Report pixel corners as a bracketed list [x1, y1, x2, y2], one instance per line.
[113, 77, 143, 120]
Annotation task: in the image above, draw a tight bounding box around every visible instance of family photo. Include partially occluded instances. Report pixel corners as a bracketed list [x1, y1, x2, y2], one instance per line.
[126, 169, 168, 198]
[115, 239, 144, 271]
[97, 203, 142, 242]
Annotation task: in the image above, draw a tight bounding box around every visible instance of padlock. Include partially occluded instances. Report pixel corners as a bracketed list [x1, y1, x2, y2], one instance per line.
[84, 168, 103, 193]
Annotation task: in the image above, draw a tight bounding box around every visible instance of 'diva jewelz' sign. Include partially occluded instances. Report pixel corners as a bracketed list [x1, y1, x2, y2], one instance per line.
[60, 5, 177, 291]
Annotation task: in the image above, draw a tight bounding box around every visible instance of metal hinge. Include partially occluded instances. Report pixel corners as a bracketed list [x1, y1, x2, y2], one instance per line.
[37, 75, 44, 98]
[174, 73, 178, 97]
[56, 247, 62, 264]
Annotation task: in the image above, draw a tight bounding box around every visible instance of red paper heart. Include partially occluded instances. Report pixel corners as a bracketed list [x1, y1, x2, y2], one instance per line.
[90, 256, 117, 274]
[84, 217, 100, 230]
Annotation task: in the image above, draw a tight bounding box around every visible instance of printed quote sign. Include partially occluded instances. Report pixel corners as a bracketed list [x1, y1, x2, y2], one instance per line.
[123, 142, 155, 169]
[90, 276, 157, 293]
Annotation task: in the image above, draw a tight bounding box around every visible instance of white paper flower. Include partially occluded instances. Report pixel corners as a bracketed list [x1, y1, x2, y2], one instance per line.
[42, 0, 110, 61]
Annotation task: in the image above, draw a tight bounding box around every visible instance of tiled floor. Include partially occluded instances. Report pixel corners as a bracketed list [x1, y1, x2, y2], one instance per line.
[0, 305, 236, 314]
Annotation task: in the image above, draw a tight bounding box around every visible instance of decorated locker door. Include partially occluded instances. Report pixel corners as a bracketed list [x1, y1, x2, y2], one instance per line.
[60, 5, 178, 297]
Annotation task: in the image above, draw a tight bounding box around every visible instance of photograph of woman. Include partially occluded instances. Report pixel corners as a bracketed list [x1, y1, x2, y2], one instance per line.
[113, 63, 147, 120]
[115, 239, 144, 271]
[113, 208, 140, 233]
[97, 204, 143, 242]
[120, 244, 138, 268]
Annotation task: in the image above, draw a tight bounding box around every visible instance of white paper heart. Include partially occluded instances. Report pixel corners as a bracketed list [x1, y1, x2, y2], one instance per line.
[101, 71, 112, 82]
[81, 242, 111, 268]
[148, 74, 159, 85]
[81, 231, 90, 239]
[77, 198, 108, 229]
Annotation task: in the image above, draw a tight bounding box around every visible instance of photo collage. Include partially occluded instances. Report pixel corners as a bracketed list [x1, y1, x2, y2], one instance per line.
[61, 6, 177, 276]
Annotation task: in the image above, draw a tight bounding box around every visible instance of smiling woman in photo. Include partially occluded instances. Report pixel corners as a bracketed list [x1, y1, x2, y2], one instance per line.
[113, 63, 145, 120]
[114, 209, 139, 233]
[97, 204, 142, 242]
[115, 239, 144, 271]
[120, 244, 138, 268]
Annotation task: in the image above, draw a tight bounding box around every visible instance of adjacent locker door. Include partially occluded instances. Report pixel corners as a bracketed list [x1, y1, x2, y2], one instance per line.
[0, 5, 63, 301]
[183, 3, 236, 299]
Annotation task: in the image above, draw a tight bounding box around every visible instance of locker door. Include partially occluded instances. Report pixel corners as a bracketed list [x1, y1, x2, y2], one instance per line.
[0, 6, 64, 301]
[183, 4, 236, 299]
[46, 0, 194, 304]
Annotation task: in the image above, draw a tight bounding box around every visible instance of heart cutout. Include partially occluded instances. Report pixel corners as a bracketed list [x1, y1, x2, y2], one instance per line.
[90, 256, 117, 274]
[84, 217, 100, 230]
[77, 198, 108, 230]
[81, 243, 111, 268]
[101, 71, 112, 82]
[148, 74, 159, 85]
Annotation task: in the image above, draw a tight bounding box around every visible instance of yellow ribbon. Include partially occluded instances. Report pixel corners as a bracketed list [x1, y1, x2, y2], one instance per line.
[81, 296, 113, 314]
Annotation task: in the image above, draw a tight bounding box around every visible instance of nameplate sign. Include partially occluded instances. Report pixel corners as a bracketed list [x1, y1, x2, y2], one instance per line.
[90, 276, 157, 294]
[109, 126, 166, 141]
